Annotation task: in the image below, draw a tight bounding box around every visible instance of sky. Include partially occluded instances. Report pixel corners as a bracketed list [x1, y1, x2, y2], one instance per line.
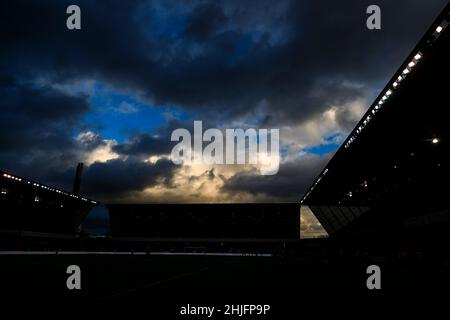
[0, 0, 447, 236]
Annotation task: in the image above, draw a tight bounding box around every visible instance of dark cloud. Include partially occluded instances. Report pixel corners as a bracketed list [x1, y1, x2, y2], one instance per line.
[185, 3, 228, 41]
[111, 118, 185, 157]
[0, 78, 89, 149]
[0, 77, 91, 179]
[82, 158, 177, 199]
[112, 118, 219, 158]
[223, 153, 332, 201]
[112, 133, 170, 157]
[42, 157, 178, 201]
[1, 0, 446, 125]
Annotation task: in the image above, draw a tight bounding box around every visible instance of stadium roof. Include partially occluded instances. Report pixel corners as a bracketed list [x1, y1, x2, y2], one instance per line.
[1, 170, 98, 205]
[301, 4, 450, 235]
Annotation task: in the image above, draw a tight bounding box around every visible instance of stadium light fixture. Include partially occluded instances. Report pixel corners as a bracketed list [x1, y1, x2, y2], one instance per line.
[402, 68, 410, 74]
[436, 26, 443, 33]
[432, 138, 439, 144]
[414, 53, 422, 60]
[408, 61, 415, 68]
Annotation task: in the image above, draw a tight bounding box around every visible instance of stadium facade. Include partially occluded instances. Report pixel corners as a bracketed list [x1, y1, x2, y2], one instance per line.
[301, 4, 450, 254]
[0, 169, 98, 235]
[107, 203, 300, 239]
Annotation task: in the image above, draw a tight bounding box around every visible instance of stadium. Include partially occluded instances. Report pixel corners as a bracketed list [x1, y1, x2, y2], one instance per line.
[0, 2, 449, 300]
